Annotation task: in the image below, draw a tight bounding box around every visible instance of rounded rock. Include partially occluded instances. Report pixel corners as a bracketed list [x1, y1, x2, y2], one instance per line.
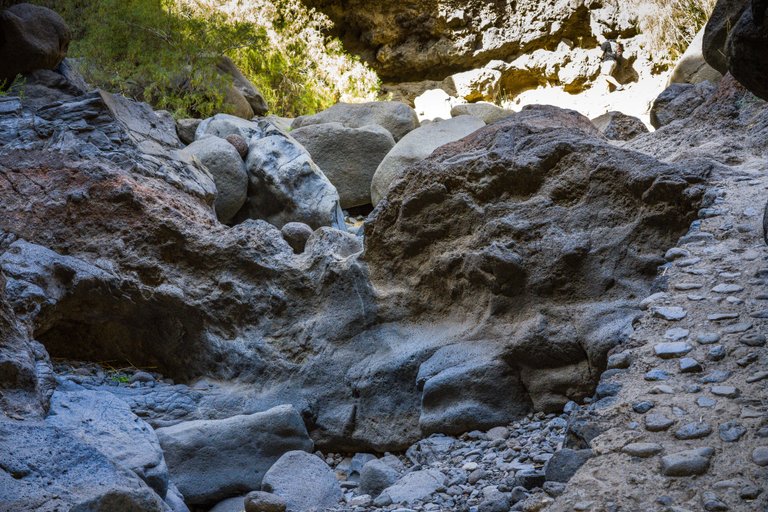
[225, 134, 249, 159]
[245, 491, 287, 512]
[280, 222, 314, 254]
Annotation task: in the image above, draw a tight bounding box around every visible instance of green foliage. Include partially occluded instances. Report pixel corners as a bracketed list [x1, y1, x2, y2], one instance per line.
[27, 0, 380, 118]
[0, 74, 26, 98]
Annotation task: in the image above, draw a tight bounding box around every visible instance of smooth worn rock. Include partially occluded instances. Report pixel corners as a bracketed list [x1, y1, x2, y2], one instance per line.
[718, 421, 747, 442]
[261, 451, 341, 512]
[181, 136, 248, 223]
[238, 120, 345, 230]
[679, 357, 703, 373]
[280, 222, 314, 254]
[450, 103, 514, 124]
[654, 342, 693, 358]
[0, 3, 71, 83]
[653, 307, 688, 322]
[292, 102, 419, 141]
[156, 405, 313, 505]
[660, 447, 714, 476]
[210, 496, 247, 512]
[674, 422, 713, 440]
[543, 449, 592, 483]
[622, 443, 663, 458]
[244, 491, 286, 512]
[370, 115, 485, 206]
[645, 414, 675, 432]
[752, 447, 768, 466]
[378, 469, 446, 506]
[725, 1, 768, 101]
[291, 122, 396, 208]
[591, 111, 649, 141]
[359, 459, 400, 498]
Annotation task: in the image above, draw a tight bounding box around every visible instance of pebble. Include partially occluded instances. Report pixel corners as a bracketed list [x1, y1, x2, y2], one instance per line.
[748, 309, 768, 318]
[722, 322, 752, 334]
[645, 414, 674, 432]
[664, 328, 690, 341]
[650, 385, 675, 395]
[676, 257, 701, 267]
[674, 422, 713, 440]
[632, 401, 655, 414]
[644, 369, 670, 381]
[746, 370, 768, 383]
[607, 352, 631, 370]
[708, 312, 740, 321]
[718, 421, 746, 442]
[640, 292, 667, 310]
[739, 333, 766, 347]
[660, 447, 713, 477]
[710, 386, 740, 398]
[696, 333, 721, 345]
[679, 358, 702, 373]
[654, 342, 693, 359]
[707, 346, 726, 361]
[712, 284, 744, 294]
[622, 443, 662, 458]
[752, 447, 768, 467]
[699, 370, 732, 384]
[665, 248, 689, 260]
[736, 353, 758, 367]
[674, 282, 702, 290]
[654, 307, 687, 321]
[701, 491, 729, 511]
[697, 397, 717, 408]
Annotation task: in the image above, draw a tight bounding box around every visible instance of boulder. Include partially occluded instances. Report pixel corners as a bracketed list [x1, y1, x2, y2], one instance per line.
[379, 469, 446, 506]
[0, 3, 71, 84]
[196, 113, 264, 142]
[650, 81, 717, 129]
[358, 459, 400, 498]
[446, 68, 502, 102]
[216, 56, 269, 117]
[591, 111, 649, 141]
[291, 101, 419, 141]
[0, 421, 169, 512]
[291, 122, 396, 208]
[181, 136, 248, 223]
[245, 491, 287, 512]
[46, 388, 170, 499]
[669, 28, 723, 85]
[261, 451, 342, 512]
[155, 405, 313, 505]
[726, 2, 768, 101]
[238, 120, 346, 230]
[451, 103, 514, 124]
[370, 115, 485, 206]
[365, 105, 709, 414]
[543, 448, 592, 483]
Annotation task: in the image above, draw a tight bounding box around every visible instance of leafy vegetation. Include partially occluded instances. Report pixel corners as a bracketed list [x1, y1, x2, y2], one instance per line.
[28, 0, 379, 118]
[631, 0, 718, 60]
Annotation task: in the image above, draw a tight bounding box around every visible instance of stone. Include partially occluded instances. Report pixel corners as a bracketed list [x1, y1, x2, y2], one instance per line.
[515, 470, 546, 490]
[181, 136, 248, 223]
[703, 0, 749, 73]
[654, 342, 693, 358]
[280, 222, 313, 254]
[177, 119, 202, 145]
[196, 114, 263, 141]
[712, 283, 744, 293]
[650, 82, 716, 128]
[292, 102, 419, 141]
[156, 405, 313, 505]
[359, 459, 400, 498]
[543, 449, 592, 483]
[710, 386, 740, 398]
[632, 401, 655, 414]
[450, 103, 514, 124]
[697, 333, 721, 345]
[225, 134, 249, 159]
[645, 414, 675, 432]
[726, 2, 768, 101]
[607, 351, 632, 370]
[216, 56, 269, 118]
[448, 68, 502, 102]
[670, 28, 723, 84]
[739, 333, 766, 346]
[244, 491, 286, 512]
[622, 443, 663, 458]
[674, 422, 713, 440]
[653, 307, 688, 321]
[752, 447, 768, 466]
[708, 313, 739, 321]
[708, 346, 726, 361]
[238, 120, 345, 230]
[645, 369, 670, 381]
[591, 111, 649, 141]
[700, 370, 731, 384]
[370, 115, 485, 206]
[379, 469, 446, 506]
[0, 3, 71, 83]
[210, 496, 247, 512]
[679, 357, 703, 373]
[640, 292, 668, 310]
[722, 322, 752, 334]
[660, 447, 714, 476]
[291, 122, 396, 208]
[701, 491, 729, 511]
[664, 328, 690, 341]
[718, 421, 746, 442]
[261, 451, 342, 512]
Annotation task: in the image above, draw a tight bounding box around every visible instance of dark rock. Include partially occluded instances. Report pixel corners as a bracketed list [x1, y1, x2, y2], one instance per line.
[718, 421, 747, 442]
[650, 82, 716, 128]
[225, 134, 249, 159]
[704, 0, 749, 73]
[591, 111, 649, 141]
[280, 222, 314, 253]
[726, 4, 768, 101]
[674, 422, 713, 440]
[543, 448, 592, 483]
[0, 3, 71, 83]
[359, 459, 400, 498]
[516, 469, 546, 490]
[660, 447, 714, 476]
[632, 401, 655, 413]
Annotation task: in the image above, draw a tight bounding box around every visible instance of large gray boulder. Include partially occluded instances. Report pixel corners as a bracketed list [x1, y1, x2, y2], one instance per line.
[292, 102, 419, 141]
[0, 421, 170, 512]
[46, 388, 170, 499]
[291, 122, 396, 208]
[156, 405, 313, 505]
[196, 113, 264, 142]
[261, 451, 342, 512]
[238, 120, 346, 230]
[650, 81, 717, 129]
[181, 136, 248, 223]
[670, 28, 723, 85]
[370, 115, 485, 206]
[0, 3, 71, 84]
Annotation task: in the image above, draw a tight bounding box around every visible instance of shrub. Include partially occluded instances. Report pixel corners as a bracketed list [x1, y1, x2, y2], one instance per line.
[631, 0, 718, 60]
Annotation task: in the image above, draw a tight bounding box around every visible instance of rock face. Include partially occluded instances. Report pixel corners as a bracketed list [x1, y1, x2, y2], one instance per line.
[0, 3, 71, 84]
[182, 136, 248, 223]
[370, 115, 485, 206]
[365, 104, 708, 415]
[291, 122, 396, 208]
[650, 81, 717, 129]
[238, 120, 346, 229]
[156, 405, 313, 505]
[292, 102, 419, 141]
[300, 0, 635, 81]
